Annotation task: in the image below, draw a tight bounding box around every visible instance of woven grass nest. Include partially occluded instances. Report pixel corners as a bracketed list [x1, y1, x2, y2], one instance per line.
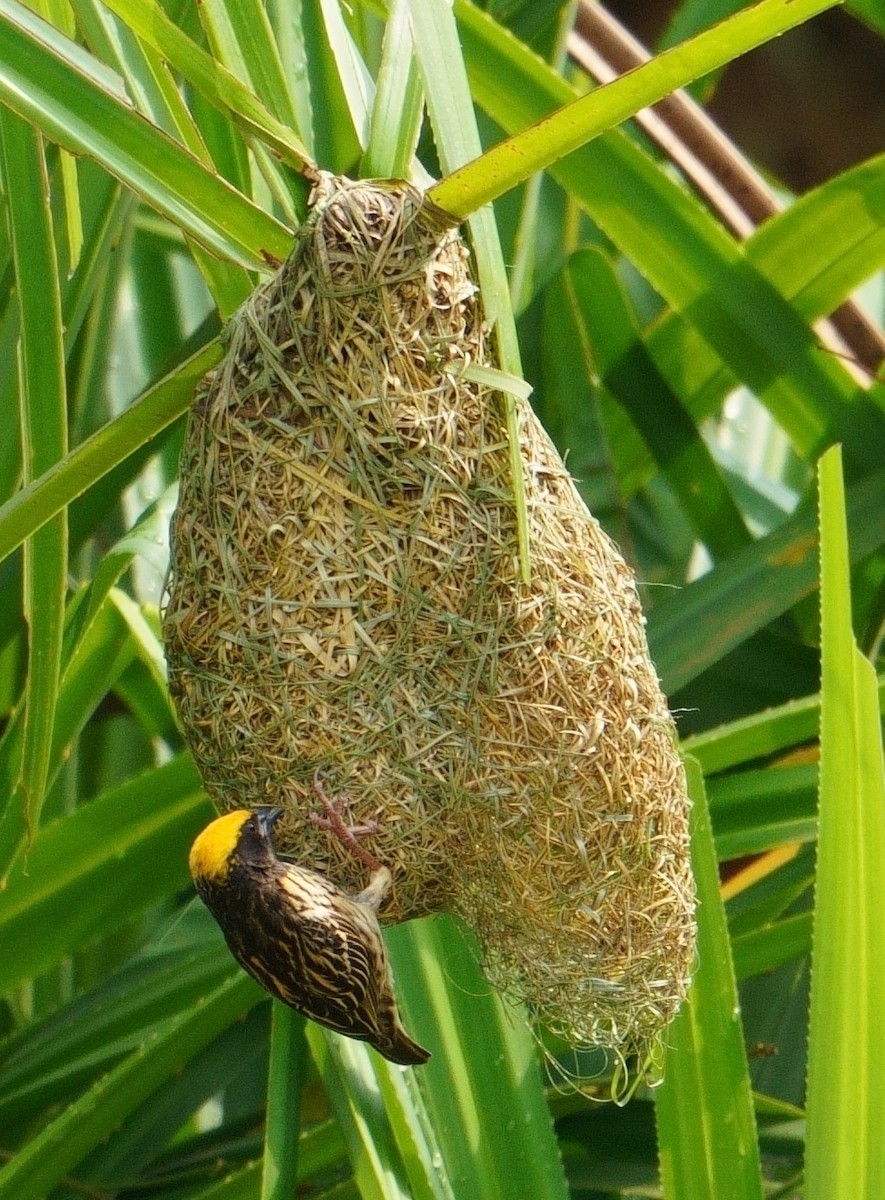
[164, 171, 696, 1056]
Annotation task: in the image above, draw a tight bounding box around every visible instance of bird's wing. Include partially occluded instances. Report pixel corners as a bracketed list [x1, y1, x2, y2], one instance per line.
[272, 869, 384, 1038]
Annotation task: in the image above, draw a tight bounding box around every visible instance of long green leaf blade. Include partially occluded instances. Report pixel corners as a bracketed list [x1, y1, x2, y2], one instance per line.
[563, 247, 751, 559]
[0, 973, 262, 1200]
[0, 942, 231, 1130]
[94, 0, 309, 166]
[262, 1003, 306, 1200]
[432, 0, 838, 218]
[409, 0, 530, 580]
[0, 0, 291, 267]
[362, 0, 424, 180]
[656, 758, 763, 1200]
[452, 2, 885, 475]
[307, 1030, 414, 1200]
[805, 446, 885, 1198]
[198, 0, 301, 131]
[648, 466, 885, 694]
[0, 754, 212, 990]
[0, 110, 67, 832]
[389, 918, 569, 1200]
[0, 340, 219, 568]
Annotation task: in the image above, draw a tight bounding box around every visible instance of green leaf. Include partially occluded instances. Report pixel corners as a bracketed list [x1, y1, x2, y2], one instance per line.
[708, 762, 817, 860]
[0, 580, 169, 877]
[0, 110, 68, 833]
[0, 753, 212, 991]
[0, 0, 292, 267]
[309, 914, 568, 1200]
[262, 1003, 307, 1200]
[96, 0, 310, 169]
[387, 917, 569, 1200]
[805, 446, 885, 1198]
[684, 689, 836, 776]
[194, 0, 306, 224]
[308, 1030, 419, 1200]
[78, 1003, 270, 1188]
[317, 0, 374, 151]
[748, 153, 885, 320]
[0, 937, 231, 1132]
[73, 0, 210, 152]
[433, 0, 839, 218]
[0, 972, 262, 1200]
[656, 758, 764, 1200]
[637, 153, 885, 476]
[453, 1, 885, 476]
[688, 680, 885, 779]
[198, 0, 301, 132]
[563, 247, 751, 559]
[534, 267, 632, 548]
[295, 0, 361, 169]
[732, 912, 812, 981]
[847, 0, 885, 35]
[410, 0, 530, 580]
[648, 466, 885, 694]
[0, 340, 219, 568]
[362, 0, 424, 180]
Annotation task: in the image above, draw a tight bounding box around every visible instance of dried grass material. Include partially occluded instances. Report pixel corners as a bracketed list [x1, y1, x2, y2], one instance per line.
[164, 173, 695, 1054]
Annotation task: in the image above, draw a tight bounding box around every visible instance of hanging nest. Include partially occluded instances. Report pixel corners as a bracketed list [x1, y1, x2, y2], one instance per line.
[164, 172, 695, 1056]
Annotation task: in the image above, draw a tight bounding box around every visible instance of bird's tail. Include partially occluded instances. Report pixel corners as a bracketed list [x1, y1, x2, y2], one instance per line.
[377, 1029, 431, 1066]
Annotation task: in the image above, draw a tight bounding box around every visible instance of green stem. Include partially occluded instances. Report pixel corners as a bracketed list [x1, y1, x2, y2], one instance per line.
[429, 0, 839, 220]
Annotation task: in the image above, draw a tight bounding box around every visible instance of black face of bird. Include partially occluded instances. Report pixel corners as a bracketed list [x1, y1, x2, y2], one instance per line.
[234, 807, 283, 866]
[254, 806, 282, 837]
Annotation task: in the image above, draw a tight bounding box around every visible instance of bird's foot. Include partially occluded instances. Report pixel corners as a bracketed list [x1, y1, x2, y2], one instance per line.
[309, 770, 384, 873]
[355, 865, 392, 911]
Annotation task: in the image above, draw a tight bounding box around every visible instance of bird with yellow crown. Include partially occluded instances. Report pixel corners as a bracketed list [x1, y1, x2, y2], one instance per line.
[188, 775, 429, 1067]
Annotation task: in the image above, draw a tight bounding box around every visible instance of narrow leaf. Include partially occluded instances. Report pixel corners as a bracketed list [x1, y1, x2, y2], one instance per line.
[262, 1003, 306, 1200]
[805, 446, 885, 1198]
[409, 0, 530, 580]
[0, 340, 220, 568]
[656, 758, 763, 1200]
[307, 1030, 414, 1200]
[0, 973, 262, 1200]
[388, 917, 569, 1200]
[0, 754, 212, 991]
[648, 466, 885, 694]
[362, 0, 425, 180]
[0, 109, 67, 833]
[0, 0, 292, 267]
[453, 2, 885, 475]
[98, 0, 309, 167]
[563, 247, 751, 559]
[432, 0, 839, 217]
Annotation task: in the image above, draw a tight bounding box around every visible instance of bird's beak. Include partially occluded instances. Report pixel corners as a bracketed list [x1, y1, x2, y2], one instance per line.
[254, 807, 283, 837]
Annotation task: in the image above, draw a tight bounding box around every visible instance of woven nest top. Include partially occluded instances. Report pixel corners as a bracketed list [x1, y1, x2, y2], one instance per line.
[164, 173, 695, 1055]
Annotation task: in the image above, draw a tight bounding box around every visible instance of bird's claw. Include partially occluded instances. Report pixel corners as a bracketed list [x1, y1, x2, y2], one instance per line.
[310, 770, 384, 873]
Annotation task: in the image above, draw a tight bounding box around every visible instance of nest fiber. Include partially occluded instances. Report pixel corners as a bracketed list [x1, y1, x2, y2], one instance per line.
[164, 173, 696, 1054]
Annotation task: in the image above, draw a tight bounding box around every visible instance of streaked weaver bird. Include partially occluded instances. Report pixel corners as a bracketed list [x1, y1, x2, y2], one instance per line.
[188, 779, 429, 1066]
